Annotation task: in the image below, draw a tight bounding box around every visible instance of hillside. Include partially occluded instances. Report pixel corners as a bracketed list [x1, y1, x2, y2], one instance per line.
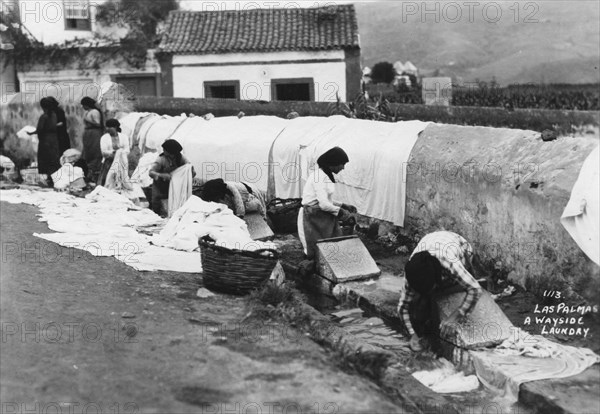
[354, 1, 600, 85]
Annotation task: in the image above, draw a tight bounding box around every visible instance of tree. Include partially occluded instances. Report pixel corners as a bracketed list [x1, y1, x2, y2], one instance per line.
[370, 61, 396, 84]
[96, 0, 178, 67]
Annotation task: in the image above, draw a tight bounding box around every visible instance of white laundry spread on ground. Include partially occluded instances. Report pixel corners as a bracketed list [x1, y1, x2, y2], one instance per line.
[412, 358, 480, 393]
[469, 327, 600, 402]
[151, 196, 277, 252]
[561, 145, 600, 265]
[96, 149, 146, 203]
[51, 164, 84, 190]
[168, 163, 193, 218]
[0, 187, 200, 272]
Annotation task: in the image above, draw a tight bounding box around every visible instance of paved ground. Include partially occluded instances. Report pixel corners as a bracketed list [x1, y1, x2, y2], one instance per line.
[0, 201, 404, 414]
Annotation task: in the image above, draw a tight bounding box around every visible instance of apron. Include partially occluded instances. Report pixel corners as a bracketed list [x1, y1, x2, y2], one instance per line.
[298, 205, 342, 260]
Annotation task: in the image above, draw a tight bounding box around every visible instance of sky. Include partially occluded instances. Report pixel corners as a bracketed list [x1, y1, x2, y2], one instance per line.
[179, 0, 355, 11]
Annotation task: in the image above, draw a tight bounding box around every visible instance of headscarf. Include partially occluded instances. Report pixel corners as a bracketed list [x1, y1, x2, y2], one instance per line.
[105, 118, 122, 132]
[161, 139, 183, 165]
[39, 97, 53, 112]
[45, 96, 66, 123]
[60, 149, 82, 166]
[46, 96, 59, 109]
[80, 96, 97, 108]
[200, 178, 232, 202]
[316, 146, 349, 183]
[405, 251, 442, 295]
[162, 139, 183, 154]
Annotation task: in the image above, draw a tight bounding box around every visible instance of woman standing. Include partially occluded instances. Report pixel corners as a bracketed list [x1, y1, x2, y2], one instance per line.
[28, 98, 61, 187]
[46, 96, 70, 154]
[298, 147, 357, 262]
[97, 119, 129, 187]
[80, 96, 104, 183]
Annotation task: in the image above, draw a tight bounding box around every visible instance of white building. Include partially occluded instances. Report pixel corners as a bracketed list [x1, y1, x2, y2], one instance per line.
[157, 5, 362, 102]
[6, 0, 159, 101]
[5, 0, 106, 45]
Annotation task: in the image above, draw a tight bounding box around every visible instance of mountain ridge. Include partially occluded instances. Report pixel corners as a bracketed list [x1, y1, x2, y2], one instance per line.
[354, 1, 600, 85]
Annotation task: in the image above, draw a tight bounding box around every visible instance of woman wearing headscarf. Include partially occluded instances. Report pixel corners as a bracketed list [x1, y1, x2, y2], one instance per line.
[80, 96, 104, 183]
[46, 96, 70, 154]
[27, 97, 61, 187]
[297, 147, 357, 264]
[148, 139, 195, 216]
[200, 179, 267, 219]
[97, 119, 130, 187]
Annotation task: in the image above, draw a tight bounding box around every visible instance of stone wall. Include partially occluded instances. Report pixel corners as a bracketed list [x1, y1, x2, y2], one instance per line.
[404, 124, 599, 303]
[136, 96, 599, 133]
[2, 97, 598, 304]
[1, 101, 91, 153]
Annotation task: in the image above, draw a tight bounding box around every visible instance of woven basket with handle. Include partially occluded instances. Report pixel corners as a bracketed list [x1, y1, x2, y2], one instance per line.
[199, 236, 279, 295]
[266, 198, 302, 234]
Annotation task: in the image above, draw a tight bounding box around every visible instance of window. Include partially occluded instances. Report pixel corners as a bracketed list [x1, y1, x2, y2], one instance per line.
[113, 75, 159, 97]
[64, 1, 91, 31]
[204, 81, 240, 100]
[271, 78, 314, 101]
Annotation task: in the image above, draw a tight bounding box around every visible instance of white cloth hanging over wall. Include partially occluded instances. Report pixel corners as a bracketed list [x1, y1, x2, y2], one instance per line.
[143, 115, 188, 153]
[136, 114, 163, 152]
[269, 117, 429, 226]
[121, 113, 429, 226]
[118, 112, 150, 149]
[172, 116, 288, 191]
[267, 116, 341, 200]
[560, 145, 600, 265]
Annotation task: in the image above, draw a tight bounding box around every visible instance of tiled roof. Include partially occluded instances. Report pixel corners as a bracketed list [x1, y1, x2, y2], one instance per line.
[159, 5, 359, 54]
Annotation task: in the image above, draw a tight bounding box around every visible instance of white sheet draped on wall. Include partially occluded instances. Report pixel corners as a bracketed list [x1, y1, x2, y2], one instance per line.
[120, 112, 429, 227]
[561, 145, 600, 265]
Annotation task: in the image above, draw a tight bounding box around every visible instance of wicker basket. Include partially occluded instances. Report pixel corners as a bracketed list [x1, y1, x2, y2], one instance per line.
[199, 237, 279, 295]
[267, 198, 302, 234]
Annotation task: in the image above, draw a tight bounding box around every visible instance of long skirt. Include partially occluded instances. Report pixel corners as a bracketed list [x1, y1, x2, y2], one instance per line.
[57, 128, 71, 155]
[37, 133, 61, 175]
[82, 128, 103, 183]
[297, 205, 342, 260]
[97, 156, 114, 187]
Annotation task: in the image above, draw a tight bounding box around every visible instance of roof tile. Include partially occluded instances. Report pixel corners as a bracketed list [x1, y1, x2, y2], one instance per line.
[159, 5, 359, 54]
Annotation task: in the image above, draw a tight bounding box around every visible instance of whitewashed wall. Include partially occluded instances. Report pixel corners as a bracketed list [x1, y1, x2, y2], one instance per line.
[16, 56, 160, 102]
[172, 50, 347, 102]
[14, 0, 126, 45]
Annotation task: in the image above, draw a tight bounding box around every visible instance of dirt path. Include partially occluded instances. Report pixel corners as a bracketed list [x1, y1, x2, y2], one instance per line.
[0, 201, 404, 414]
